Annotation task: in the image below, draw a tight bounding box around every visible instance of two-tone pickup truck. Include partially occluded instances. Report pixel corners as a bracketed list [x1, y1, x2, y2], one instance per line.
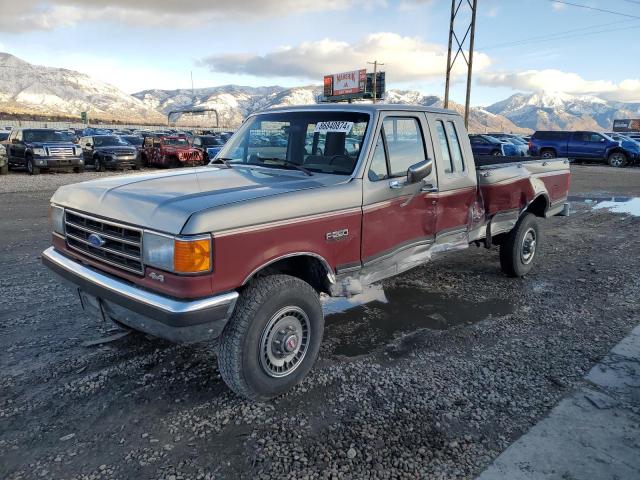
[43, 105, 570, 401]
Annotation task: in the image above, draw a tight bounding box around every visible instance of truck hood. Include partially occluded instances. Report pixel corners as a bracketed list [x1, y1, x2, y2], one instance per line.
[51, 166, 346, 235]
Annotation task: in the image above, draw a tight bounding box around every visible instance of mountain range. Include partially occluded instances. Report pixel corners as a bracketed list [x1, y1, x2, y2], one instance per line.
[1, 52, 639, 133]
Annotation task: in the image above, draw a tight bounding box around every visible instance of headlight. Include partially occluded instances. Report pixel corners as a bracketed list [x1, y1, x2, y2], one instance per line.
[74, 147, 82, 156]
[33, 147, 46, 156]
[142, 232, 211, 274]
[50, 205, 65, 235]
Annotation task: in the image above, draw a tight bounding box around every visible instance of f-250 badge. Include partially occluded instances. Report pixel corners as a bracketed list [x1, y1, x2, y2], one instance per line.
[326, 229, 349, 241]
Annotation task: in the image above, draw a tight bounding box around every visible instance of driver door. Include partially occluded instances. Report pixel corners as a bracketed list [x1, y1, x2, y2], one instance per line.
[361, 114, 438, 274]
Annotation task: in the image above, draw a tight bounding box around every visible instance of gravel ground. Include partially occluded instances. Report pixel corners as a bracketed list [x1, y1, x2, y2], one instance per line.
[1, 166, 639, 479]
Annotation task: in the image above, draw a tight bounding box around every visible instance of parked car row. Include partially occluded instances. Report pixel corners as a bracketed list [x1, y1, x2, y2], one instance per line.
[1, 127, 231, 175]
[468, 133, 530, 157]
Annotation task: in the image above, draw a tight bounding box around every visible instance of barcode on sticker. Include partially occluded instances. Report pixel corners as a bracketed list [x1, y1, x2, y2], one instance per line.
[314, 121, 353, 134]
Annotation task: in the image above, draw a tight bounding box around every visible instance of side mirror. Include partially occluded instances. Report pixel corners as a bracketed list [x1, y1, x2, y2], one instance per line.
[85, 142, 92, 147]
[600, 138, 605, 142]
[407, 159, 433, 184]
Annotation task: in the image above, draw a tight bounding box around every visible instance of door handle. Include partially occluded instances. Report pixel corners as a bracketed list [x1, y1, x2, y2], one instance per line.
[389, 180, 404, 189]
[421, 184, 438, 193]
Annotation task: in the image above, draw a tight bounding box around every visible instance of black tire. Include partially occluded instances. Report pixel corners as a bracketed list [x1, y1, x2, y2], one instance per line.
[169, 157, 180, 169]
[499, 213, 540, 277]
[218, 274, 324, 401]
[94, 156, 103, 172]
[73, 166, 85, 173]
[140, 153, 148, 168]
[0, 164, 7, 175]
[540, 149, 556, 159]
[26, 156, 40, 175]
[607, 151, 627, 168]
[132, 159, 142, 170]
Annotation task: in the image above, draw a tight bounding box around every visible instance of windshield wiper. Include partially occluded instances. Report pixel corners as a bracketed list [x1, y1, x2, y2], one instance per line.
[253, 157, 313, 176]
[210, 157, 233, 168]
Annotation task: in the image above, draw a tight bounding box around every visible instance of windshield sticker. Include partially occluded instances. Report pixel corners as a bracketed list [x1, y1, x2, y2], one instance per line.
[314, 121, 353, 134]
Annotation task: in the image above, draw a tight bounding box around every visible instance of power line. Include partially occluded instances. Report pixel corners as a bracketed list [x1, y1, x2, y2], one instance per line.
[479, 21, 640, 51]
[479, 18, 637, 50]
[548, 0, 640, 20]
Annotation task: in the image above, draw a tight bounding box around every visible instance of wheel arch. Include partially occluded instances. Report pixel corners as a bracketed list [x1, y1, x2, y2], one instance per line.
[241, 253, 335, 295]
[524, 193, 550, 218]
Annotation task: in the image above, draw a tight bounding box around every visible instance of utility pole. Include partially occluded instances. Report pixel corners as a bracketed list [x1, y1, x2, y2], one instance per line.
[443, 0, 478, 129]
[367, 60, 384, 103]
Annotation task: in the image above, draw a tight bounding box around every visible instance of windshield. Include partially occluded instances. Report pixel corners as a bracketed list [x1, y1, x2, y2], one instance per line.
[215, 111, 370, 175]
[163, 137, 189, 146]
[24, 130, 71, 143]
[202, 136, 224, 146]
[93, 136, 129, 147]
[122, 136, 143, 146]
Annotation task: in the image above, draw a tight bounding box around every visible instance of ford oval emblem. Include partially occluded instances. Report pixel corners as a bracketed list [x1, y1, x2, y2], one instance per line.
[87, 233, 106, 248]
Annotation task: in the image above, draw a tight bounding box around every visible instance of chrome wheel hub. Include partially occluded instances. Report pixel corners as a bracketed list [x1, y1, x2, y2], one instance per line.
[521, 228, 537, 264]
[260, 306, 310, 378]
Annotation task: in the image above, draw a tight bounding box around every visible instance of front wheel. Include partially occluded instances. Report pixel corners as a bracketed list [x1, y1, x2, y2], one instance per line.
[218, 274, 324, 401]
[607, 151, 627, 168]
[94, 156, 103, 172]
[26, 157, 40, 175]
[499, 213, 540, 277]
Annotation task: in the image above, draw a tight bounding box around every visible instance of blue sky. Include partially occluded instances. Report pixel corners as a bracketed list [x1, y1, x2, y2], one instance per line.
[0, 0, 639, 105]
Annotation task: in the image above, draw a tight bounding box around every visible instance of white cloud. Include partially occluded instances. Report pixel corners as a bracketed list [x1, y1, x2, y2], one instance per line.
[479, 69, 640, 102]
[0, 0, 402, 32]
[200, 32, 491, 83]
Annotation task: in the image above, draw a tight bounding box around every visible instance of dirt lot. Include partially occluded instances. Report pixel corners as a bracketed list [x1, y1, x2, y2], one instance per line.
[1, 165, 639, 479]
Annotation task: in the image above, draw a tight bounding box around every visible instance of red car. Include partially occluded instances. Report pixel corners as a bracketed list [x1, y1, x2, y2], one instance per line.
[140, 135, 203, 168]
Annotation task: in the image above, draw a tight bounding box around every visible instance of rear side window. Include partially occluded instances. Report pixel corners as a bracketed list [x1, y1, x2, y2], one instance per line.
[435, 121, 453, 174]
[533, 131, 569, 140]
[445, 121, 465, 172]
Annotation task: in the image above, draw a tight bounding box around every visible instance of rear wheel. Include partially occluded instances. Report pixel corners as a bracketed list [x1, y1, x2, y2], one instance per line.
[607, 151, 627, 168]
[540, 149, 556, 159]
[26, 156, 40, 175]
[499, 213, 540, 277]
[218, 274, 324, 401]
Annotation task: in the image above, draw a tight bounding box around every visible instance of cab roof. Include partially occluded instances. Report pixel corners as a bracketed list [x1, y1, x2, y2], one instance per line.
[262, 103, 459, 116]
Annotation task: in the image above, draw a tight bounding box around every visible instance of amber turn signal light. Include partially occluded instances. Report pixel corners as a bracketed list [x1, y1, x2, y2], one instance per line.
[173, 238, 211, 273]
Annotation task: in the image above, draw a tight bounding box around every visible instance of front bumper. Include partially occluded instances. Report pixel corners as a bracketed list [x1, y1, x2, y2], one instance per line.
[35, 156, 83, 169]
[102, 155, 138, 168]
[42, 247, 238, 343]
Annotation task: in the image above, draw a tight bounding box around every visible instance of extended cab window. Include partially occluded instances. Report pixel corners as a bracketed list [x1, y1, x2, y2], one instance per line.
[445, 121, 465, 172]
[435, 121, 453, 173]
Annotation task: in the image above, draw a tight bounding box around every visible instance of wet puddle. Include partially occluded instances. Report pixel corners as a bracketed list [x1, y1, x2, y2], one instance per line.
[322, 285, 514, 357]
[569, 196, 640, 217]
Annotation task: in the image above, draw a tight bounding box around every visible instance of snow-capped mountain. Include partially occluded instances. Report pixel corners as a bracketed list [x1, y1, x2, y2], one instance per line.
[486, 92, 640, 131]
[134, 86, 529, 133]
[0, 53, 164, 123]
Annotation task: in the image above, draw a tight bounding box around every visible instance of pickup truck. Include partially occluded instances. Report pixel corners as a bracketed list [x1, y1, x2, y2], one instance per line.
[7, 128, 85, 174]
[42, 104, 570, 401]
[140, 134, 204, 168]
[529, 130, 636, 167]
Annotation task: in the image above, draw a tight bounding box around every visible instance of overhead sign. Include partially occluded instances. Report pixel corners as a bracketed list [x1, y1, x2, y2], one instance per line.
[323, 69, 366, 97]
[612, 119, 640, 132]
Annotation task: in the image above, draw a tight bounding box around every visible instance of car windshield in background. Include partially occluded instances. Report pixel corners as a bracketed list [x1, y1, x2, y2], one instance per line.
[163, 137, 189, 146]
[215, 111, 370, 175]
[24, 130, 70, 143]
[121, 136, 143, 146]
[202, 137, 225, 146]
[93, 136, 129, 147]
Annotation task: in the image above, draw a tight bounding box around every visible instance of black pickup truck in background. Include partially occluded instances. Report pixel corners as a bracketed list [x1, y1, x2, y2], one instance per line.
[6, 128, 85, 175]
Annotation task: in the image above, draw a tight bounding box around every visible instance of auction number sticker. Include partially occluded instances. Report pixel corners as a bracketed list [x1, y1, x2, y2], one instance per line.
[314, 121, 353, 134]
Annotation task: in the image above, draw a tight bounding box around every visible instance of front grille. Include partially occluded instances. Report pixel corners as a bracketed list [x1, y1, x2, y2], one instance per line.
[64, 210, 144, 275]
[178, 151, 201, 162]
[47, 146, 75, 157]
